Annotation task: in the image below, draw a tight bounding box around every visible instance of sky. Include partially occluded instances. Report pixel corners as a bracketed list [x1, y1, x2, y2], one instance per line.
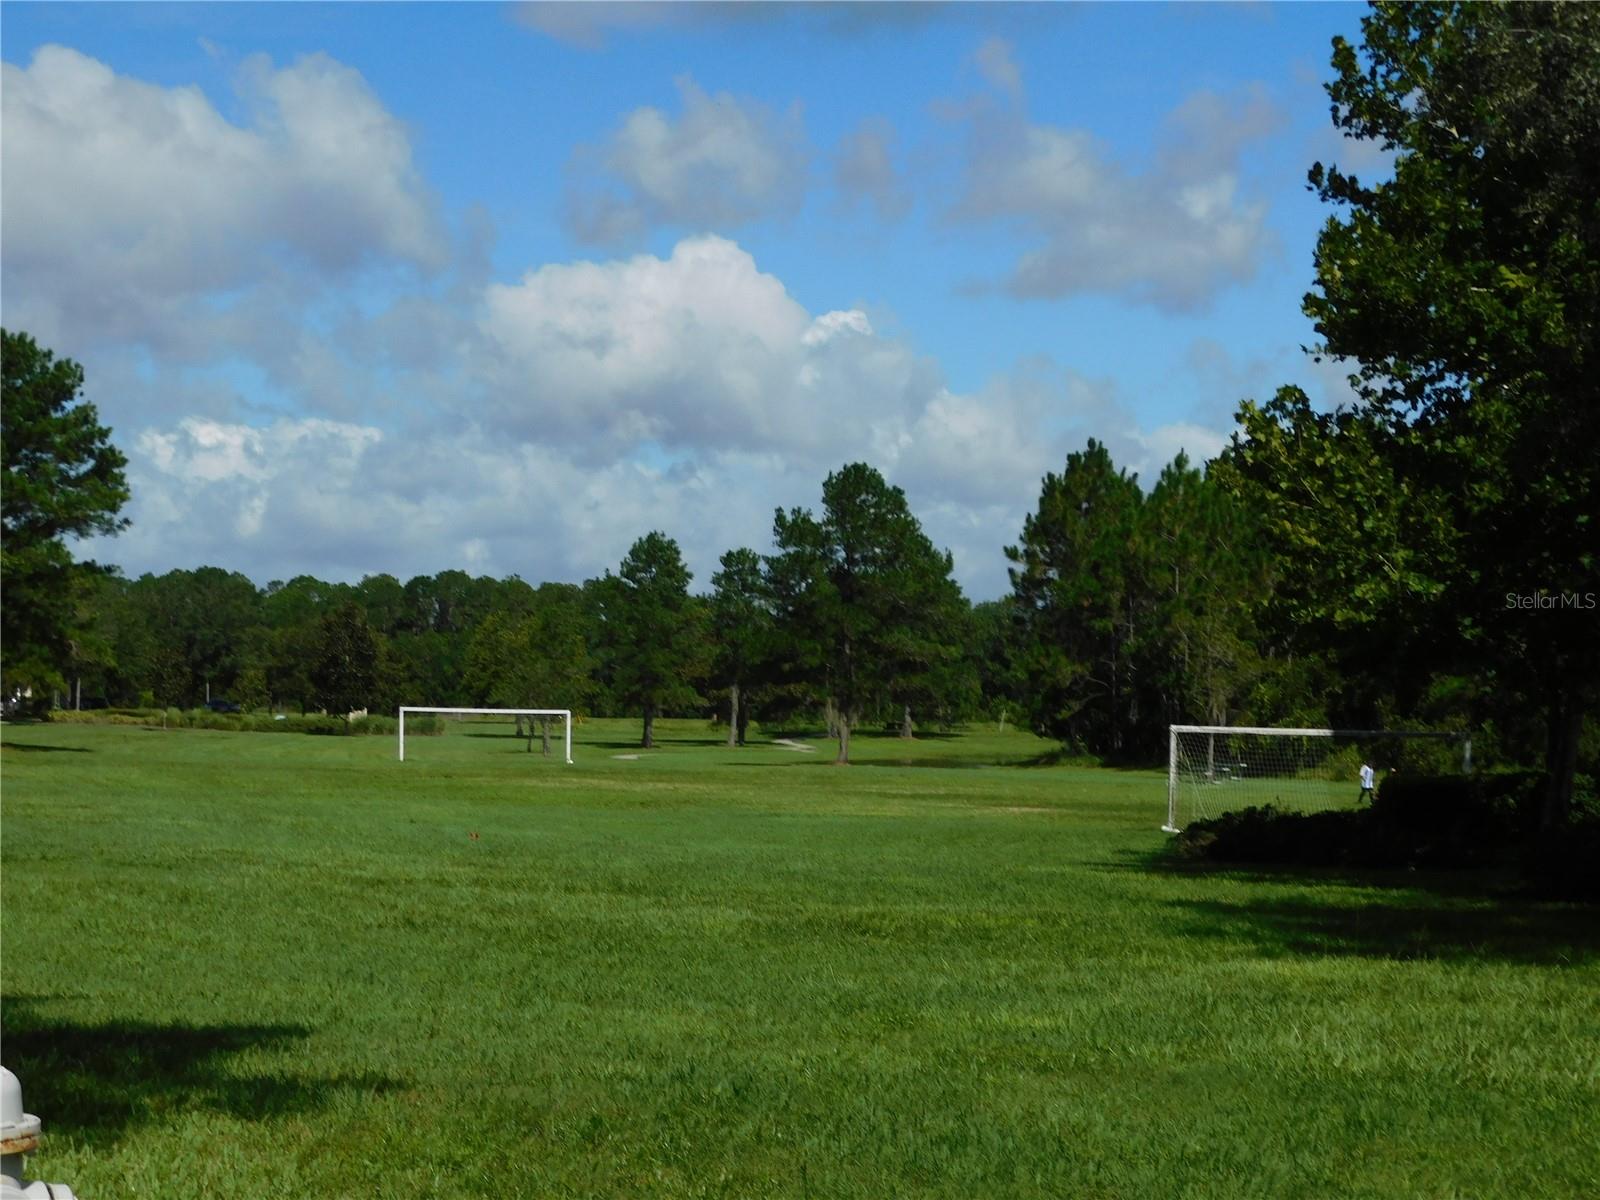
[1, 1, 1385, 600]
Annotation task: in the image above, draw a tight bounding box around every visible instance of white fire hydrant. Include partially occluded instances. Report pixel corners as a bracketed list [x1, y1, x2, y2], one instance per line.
[1, 1067, 77, 1199]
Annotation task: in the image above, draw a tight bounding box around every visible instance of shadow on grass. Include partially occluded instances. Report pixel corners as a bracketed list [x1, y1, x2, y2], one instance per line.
[1110, 848, 1598, 965]
[578, 738, 728, 751]
[0, 742, 92, 753]
[1111, 846, 1509, 899]
[850, 756, 1008, 770]
[721, 751, 1101, 770]
[1170, 894, 1599, 965]
[0, 996, 399, 1149]
[760, 727, 963, 745]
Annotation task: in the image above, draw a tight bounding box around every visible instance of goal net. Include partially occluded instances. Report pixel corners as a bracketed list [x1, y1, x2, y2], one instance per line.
[398, 707, 573, 764]
[1164, 724, 1471, 832]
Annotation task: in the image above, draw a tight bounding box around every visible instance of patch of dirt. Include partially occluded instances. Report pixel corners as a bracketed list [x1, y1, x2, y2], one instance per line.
[771, 739, 816, 753]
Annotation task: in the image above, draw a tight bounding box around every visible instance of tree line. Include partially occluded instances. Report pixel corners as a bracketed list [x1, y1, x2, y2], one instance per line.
[3, 5, 1596, 818]
[6, 443, 1525, 772]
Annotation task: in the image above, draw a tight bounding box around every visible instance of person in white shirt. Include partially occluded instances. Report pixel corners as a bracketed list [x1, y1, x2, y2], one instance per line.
[1359, 761, 1376, 803]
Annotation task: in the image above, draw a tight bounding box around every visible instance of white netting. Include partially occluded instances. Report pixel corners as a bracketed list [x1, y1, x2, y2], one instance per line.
[1164, 726, 1470, 831]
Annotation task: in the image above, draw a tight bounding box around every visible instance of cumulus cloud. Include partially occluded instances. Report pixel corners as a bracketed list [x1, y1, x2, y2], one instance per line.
[833, 117, 912, 221]
[0, 45, 444, 352]
[476, 235, 932, 461]
[65, 217, 1230, 598]
[951, 70, 1284, 311]
[564, 76, 809, 243]
[88, 412, 815, 590]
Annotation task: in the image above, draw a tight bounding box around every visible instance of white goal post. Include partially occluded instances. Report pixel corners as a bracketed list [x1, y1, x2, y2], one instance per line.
[1164, 724, 1472, 833]
[398, 707, 573, 764]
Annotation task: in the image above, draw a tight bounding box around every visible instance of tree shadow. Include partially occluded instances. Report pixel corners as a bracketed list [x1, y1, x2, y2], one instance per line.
[0, 742, 92, 753]
[1168, 894, 1599, 966]
[0, 996, 399, 1150]
[1103, 846, 1514, 899]
[762, 727, 965, 745]
[580, 737, 724, 750]
[850, 756, 1005, 770]
[1105, 848, 1598, 965]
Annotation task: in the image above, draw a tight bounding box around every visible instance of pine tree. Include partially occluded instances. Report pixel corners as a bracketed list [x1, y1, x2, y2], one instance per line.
[2, 330, 129, 702]
[768, 464, 964, 764]
[595, 533, 702, 749]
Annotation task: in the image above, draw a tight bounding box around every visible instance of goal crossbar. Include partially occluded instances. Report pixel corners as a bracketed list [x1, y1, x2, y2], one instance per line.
[398, 706, 573, 764]
[1165, 724, 1471, 832]
[1169, 724, 1466, 740]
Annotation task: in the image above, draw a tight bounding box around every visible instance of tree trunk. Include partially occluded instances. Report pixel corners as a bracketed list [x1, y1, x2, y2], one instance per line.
[737, 707, 751, 746]
[835, 715, 851, 765]
[899, 703, 913, 739]
[1541, 691, 1584, 832]
[540, 716, 551, 757]
[727, 683, 740, 747]
[642, 702, 655, 749]
[74, 676, 81, 711]
[515, 714, 527, 739]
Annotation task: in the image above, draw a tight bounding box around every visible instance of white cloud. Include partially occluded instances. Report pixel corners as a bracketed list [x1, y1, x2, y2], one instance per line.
[476, 235, 926, 461]
[1130, 421, 1228, 473]
[93, 413, 806, 590]
[71, 231, 1234, 598]
[564, 76, 809, 242]
[0, 45, 443, 352]
[951, 81, 1284, 311]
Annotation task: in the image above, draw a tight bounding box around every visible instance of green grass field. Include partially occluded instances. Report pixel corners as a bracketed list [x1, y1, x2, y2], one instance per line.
[2, 718, 1595, 1198]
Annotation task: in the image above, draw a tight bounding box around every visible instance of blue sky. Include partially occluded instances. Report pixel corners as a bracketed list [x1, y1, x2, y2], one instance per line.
[2, 1, 1379, 598]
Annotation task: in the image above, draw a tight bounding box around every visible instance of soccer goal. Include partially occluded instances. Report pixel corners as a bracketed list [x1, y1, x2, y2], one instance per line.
[398, 707, 573, 764]
[1164, 724, 1471, 832]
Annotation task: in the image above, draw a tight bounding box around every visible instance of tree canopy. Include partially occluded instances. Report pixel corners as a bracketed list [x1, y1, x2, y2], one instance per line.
[767, 463, 964, 764]
[595, 532, 703, 749]
[1, 330, 129, 699]
[1228, 1, 1600, 825]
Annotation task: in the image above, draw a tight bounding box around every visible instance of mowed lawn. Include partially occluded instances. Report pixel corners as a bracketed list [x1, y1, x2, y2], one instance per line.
[2, 719, 1595, 1199]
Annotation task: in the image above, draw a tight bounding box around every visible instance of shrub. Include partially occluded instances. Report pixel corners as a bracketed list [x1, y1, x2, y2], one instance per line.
[1174, 806, 1397, 868]
[1177, 772, 1597, 899]
[1523, 816, 1600, 902]
[1373, 772, 1543, 868]
[298, 714, 348, 736]
[48, 710, 105, 729]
